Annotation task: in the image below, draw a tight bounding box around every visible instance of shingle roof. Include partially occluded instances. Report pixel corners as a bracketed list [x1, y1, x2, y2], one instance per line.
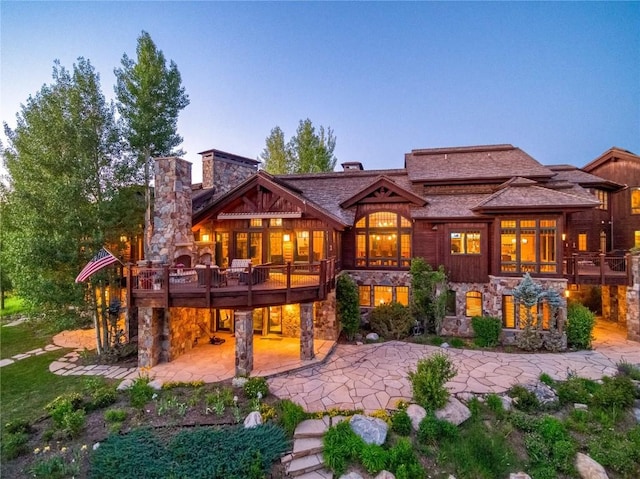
[405, 144, 555, 183]
[546, 164, 624, 190]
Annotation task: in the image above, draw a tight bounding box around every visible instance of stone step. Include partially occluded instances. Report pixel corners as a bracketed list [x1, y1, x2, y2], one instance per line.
[294, 419, 329, 439]
[293, 437, 324, 459]
[285, 453, 325, 477]
[294, 467, 334, 479]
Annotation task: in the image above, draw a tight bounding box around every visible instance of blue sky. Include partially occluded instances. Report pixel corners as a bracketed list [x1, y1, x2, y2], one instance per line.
[2, 1, 639, 182]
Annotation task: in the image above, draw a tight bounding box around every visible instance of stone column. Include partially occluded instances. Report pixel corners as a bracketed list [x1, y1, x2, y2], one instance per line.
[300, 303, 315, 360]
[627, 255, 640, 342]
[138, 307, 164, 368]
[234, 309, 254, 376]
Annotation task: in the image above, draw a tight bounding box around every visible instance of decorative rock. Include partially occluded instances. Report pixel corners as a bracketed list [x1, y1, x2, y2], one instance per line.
[406, 404, 427, 431]
[374, 471, 395, 479]
[0, 358, 15, 368]
[366, 332, 379, 342]
[440, 342, 450, 348]
[244, 411, 263, 429]
[117, 379, 134, 391]
[457, 392, 475, 403]
[632, 407, 640, 423]
[574, 403, 588, 410]
[435, 397, 471, 426]
[149, 379, 164, 390]
[93, 442, 100, 451]
[349, 414, 388, 445]
[356, 341, 364, 346]
[339, 473, 364, 479]
[510, 473, 532, 479]
[575, 452, 609, 479]
[521, 381, 558, 406]
[500, 395, 514, 411]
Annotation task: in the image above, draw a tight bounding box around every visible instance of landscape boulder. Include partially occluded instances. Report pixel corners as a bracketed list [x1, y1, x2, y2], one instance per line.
[406, 404, 427, 431]
[349, 414, 388, 445]
[243, 411, 263, 429]
[575, 452, 609, 479]
[366, 332, 379, 342]
[374, 471, 395, 479]
[435, 397, 471, 426]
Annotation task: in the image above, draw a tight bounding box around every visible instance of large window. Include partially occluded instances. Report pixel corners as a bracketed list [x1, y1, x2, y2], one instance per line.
[592, 189, 608, 211]
[632, 188, 640, 215]
[465, 291, 482, 317]
[578, 233, 587, 251]
[355, 211, 412, 267]
[502, 295, 551, 330]
[450, 231, 481, 255]
[235, 232, 262, 264]
[500, 219, 557, 274]
[359, 285, 409, 307]
[635, 231, 640, 248]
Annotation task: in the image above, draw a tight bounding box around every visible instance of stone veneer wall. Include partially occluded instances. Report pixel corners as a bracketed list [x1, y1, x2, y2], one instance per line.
[314, 291, 339, 340]
[211, 159, 258, 200]
[138, 307, 164, 368]
[149, 157, 195, 265]
[165, 307, 210, 362]
[601, 286, 627, 325]
[282, 305, 301, 338]
[627, 255, 640, 341]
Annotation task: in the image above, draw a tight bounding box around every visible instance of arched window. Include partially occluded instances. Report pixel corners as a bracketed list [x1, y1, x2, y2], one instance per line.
[465, 291, 482, 317]
[355, 212, 412, 267]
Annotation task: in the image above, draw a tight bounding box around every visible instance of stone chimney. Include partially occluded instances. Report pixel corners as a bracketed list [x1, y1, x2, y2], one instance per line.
[341, 161, 364, 171]
[199, 148, 260, 198]
[149, 157, 195, 265]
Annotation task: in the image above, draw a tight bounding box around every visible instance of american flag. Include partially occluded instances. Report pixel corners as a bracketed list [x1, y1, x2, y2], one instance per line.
[75, 247, 121, 283]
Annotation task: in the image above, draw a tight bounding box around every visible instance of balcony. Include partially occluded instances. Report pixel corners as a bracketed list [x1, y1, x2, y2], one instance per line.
[564, 253, 632, 286]
[127, 259, 337, 309]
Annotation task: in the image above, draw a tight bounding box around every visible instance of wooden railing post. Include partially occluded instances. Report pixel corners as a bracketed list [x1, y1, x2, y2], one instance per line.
[247, 264, 253, 307]
[163, 266, 170, 308]
[205, 265, 211, 309]
[319, 260, 327, 299]
[599, 253, 606, 284]
[626, 253, 632, 286]
[286, 262, 292, 304]
[572, 253, 578, 284]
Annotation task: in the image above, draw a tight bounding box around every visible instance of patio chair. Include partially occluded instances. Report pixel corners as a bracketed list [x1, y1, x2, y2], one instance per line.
[227, 259, 251, 281]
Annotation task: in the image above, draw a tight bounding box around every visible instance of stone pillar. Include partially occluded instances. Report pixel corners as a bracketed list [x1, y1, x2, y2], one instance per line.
[138, 307, 164, 368]
[601, 285, 611, 321]
[300, 303, 315, 360]
[149, 157, 195, 265]
[234, 309, 254, 376]
[627, 255, 640, 342]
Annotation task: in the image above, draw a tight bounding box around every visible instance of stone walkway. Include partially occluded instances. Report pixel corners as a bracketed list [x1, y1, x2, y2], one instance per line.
[268, 322, 640, 413]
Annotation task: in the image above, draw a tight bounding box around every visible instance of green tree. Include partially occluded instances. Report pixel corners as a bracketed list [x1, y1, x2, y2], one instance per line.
[410, 258, 447, 334]
[114, 31, 190, 257]
[260, 126, 291, 174]
[2, 59, 141, 350]
[336, 273, 360, 341]
[260, 119, 337, 174]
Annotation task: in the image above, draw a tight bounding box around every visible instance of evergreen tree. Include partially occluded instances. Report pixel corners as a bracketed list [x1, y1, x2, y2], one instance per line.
[114, 31, 190, 257]
[260, 126, 291, 174]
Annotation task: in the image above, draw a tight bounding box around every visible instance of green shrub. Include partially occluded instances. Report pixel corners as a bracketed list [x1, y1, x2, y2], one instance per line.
[105, 408, 128, 423]
[369, 302, 414, 340]
[390, 410, 412, 436]
[360, 443, 388, 474]
[408, 352, 457, 411]
[485, 393, 505, 419]
[525, 416, 576, 475]
[336, 274, 360, 341]
[589, 428, 640, 477]
[4, 418, 32, 435]
[323, 421, 364, 476]
[617, 360, 640, 380]
[508, 411, 540, 432]
[88, 386, 118, 411]
[508, 385, 540, 412]
[417, 414, 458, 444]
[243, 376, 269, 399]
[565, 303, 595, 349]
[387, 437, 425, 479]
[538, 373, 554, 386]
[556, 376, 599, 405]
[471, 316, 502, 347]
[277, 399, 307, 437]
[429, 336, 445, 346]
[30, 455, 80, 479]
[1, 431, 29, 460]
[591, 375, 636, 411]
[128, 376, 154, 409]
[449, 337, 465, 348]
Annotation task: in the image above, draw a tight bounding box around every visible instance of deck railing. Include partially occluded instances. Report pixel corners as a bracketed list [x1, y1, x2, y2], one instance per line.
[565, 252, 631, 285]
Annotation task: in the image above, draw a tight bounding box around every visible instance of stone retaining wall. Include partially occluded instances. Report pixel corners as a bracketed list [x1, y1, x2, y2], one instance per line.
[627, 255, 640, 341]
[314, 292, 339, 340]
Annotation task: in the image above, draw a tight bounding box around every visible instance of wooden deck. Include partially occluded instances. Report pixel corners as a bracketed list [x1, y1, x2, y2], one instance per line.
[129, 261, 337, 309]
[564, 253, 631, 286]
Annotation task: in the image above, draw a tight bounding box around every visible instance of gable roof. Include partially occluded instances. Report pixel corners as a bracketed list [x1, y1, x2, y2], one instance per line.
[546, 164, 624, 190]
[405, 144, 555, 184]
[583, 146, 640, 173]
[340, 175, 426, 209]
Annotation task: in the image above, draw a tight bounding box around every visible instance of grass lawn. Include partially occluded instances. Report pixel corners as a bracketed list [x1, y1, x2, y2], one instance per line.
[0, 321, 53, 360]
[0, 351, 86, 424]
[0, 295, 28, 319]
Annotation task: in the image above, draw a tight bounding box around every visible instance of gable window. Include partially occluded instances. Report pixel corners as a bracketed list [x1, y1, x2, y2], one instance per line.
[632, 188, 640, 215]
[465, 291, 482, 317]
[502, 294, 551, 330]
[592, 189, 608, 211]
[450, 231, 481, 255]
[500, 219, 557, 274]
[355, 211, 412, 268]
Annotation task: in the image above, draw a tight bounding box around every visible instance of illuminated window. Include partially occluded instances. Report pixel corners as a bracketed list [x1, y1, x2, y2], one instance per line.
[235, 232, 262, 264]
[374, 286, 393, 306]
[635, 231, 640, 248]
[270, 218, 283, 227]
[578, 233, 587, 251]
[396, 286, 409, 306]
[592, 189, 608, 210]
[250, 219, 263, 227]
[632, 188, 640, 215]
[359, 286, 371, 307]
[500, 219, 557, 274]
[502, 294, 551, 330]
[465, 291, 482, 317]
[450, 231, 481, 255]
[355, 211, 412, 268]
